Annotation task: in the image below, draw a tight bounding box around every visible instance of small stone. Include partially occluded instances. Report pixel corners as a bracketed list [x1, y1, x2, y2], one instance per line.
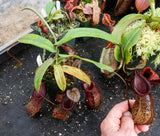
[85, 117, 88, 121]
[115, 84, 118, 89]
[81, 129, 84, 132]
[3, 102, 8, 105]
[59, 133, 62, 136]
[79, 114, 82, 116]
[6, 96, 10, 99]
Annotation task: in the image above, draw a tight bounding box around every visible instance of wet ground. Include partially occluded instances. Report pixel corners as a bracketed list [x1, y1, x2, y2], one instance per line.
[0, 1, 160, 136]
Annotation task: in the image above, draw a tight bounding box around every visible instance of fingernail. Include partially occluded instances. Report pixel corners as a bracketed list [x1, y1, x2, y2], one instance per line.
[123, 111, 132, 117]
[144, 125, 150, 131]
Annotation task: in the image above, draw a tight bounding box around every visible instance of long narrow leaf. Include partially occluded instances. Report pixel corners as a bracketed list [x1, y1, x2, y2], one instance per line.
[112, 14, 144, 41]
[34, 58, 54, 92]
[123, 28, 142, 64]
[114, 28, 142, 64]
[59, 54, 114, 72]
[54, 64, 66, 91]
[114, 45, 121, 62]
[55, 28, 120, 46]
[80, 58, 114, 72]
[18, 34, 56, 53]
[62, 65, 91, 85]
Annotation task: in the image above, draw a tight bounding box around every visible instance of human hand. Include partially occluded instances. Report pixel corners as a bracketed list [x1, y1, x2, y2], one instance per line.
[100, 100, 149, 136]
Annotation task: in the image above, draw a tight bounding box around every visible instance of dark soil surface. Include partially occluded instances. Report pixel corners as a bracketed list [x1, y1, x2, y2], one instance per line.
[0, 1, 160, 136]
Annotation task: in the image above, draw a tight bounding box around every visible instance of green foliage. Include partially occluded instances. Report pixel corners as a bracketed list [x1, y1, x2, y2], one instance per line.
[47, 10, 67, 22]
[18, 34, 56, 53]
[20, 0, 160, 92]
[23, 7, 57, 42]
[82, 0, 92, 4]
[45, 1, 66, 22]
[54, 64, 66, 91]
[114, 28, 142, 64]
[113, 1, 160, 67]
[62, 65, 91, 86]
[34, 58, 54, 92]
[112, 14, 144, 41]
[52, 13, 64, 20]
[59, 54, 114, 72]
[122, 28, 142, 64]
[45, 1, 55, 18]
[55, 28, 120, 46]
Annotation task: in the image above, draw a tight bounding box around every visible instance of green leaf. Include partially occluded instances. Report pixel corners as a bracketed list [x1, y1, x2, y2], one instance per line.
[34, 58, 54, 92]
[54, 64, 66, 91]
[59, 54, 114, 72]
[45, 1, 55, 17]
[114, 28, 142, 64]
[114, 45, 121, 62]
[48, 10, 67, 22]
[18, 34, 56, 53]
[55, 28, 120, 46]
[123, 28, 142, 64]
[62, 65, 91, 85]
[112, 14, 144, 41]
[52, 14, 64, 20]
[81, 58, 114, 72]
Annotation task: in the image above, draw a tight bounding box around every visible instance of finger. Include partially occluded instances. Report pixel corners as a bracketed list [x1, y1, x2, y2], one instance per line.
[119, 111, 136, 135]
[134, 125, 141, 134]
[137, 125, 149, 132]
[135, 125, 149, 134]
[107, 100, 135, 121]
[101, 100, 135, 132]
[129, 99, 135, 108]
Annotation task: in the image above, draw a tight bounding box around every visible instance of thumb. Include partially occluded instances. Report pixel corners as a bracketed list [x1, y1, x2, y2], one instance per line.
[119, 111, 136, 134]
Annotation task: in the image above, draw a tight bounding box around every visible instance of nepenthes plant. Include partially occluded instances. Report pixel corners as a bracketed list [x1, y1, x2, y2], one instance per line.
[18, 1, 116, 119]
[17, 0, 160, 122]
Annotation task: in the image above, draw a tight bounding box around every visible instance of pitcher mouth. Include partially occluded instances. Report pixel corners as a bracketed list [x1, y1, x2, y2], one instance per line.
[61, 95, 75, 111]
[131, 69, 152, 96]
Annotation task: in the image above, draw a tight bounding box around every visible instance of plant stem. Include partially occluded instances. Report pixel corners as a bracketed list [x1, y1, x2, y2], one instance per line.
[117, 44, 124, 71]
[39, 93, 56, 105]
[117, 60, 123, 71]
[148, 0, 156, 18]
[7, 41, 22, 69]
[114, 72, 130, 111]
[55, 46, 59, 64]
[122, 62, 127, 74]
[23, 7, 57, 43]
[61, 10, 71, 23]
[151, 17, 160, 22]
